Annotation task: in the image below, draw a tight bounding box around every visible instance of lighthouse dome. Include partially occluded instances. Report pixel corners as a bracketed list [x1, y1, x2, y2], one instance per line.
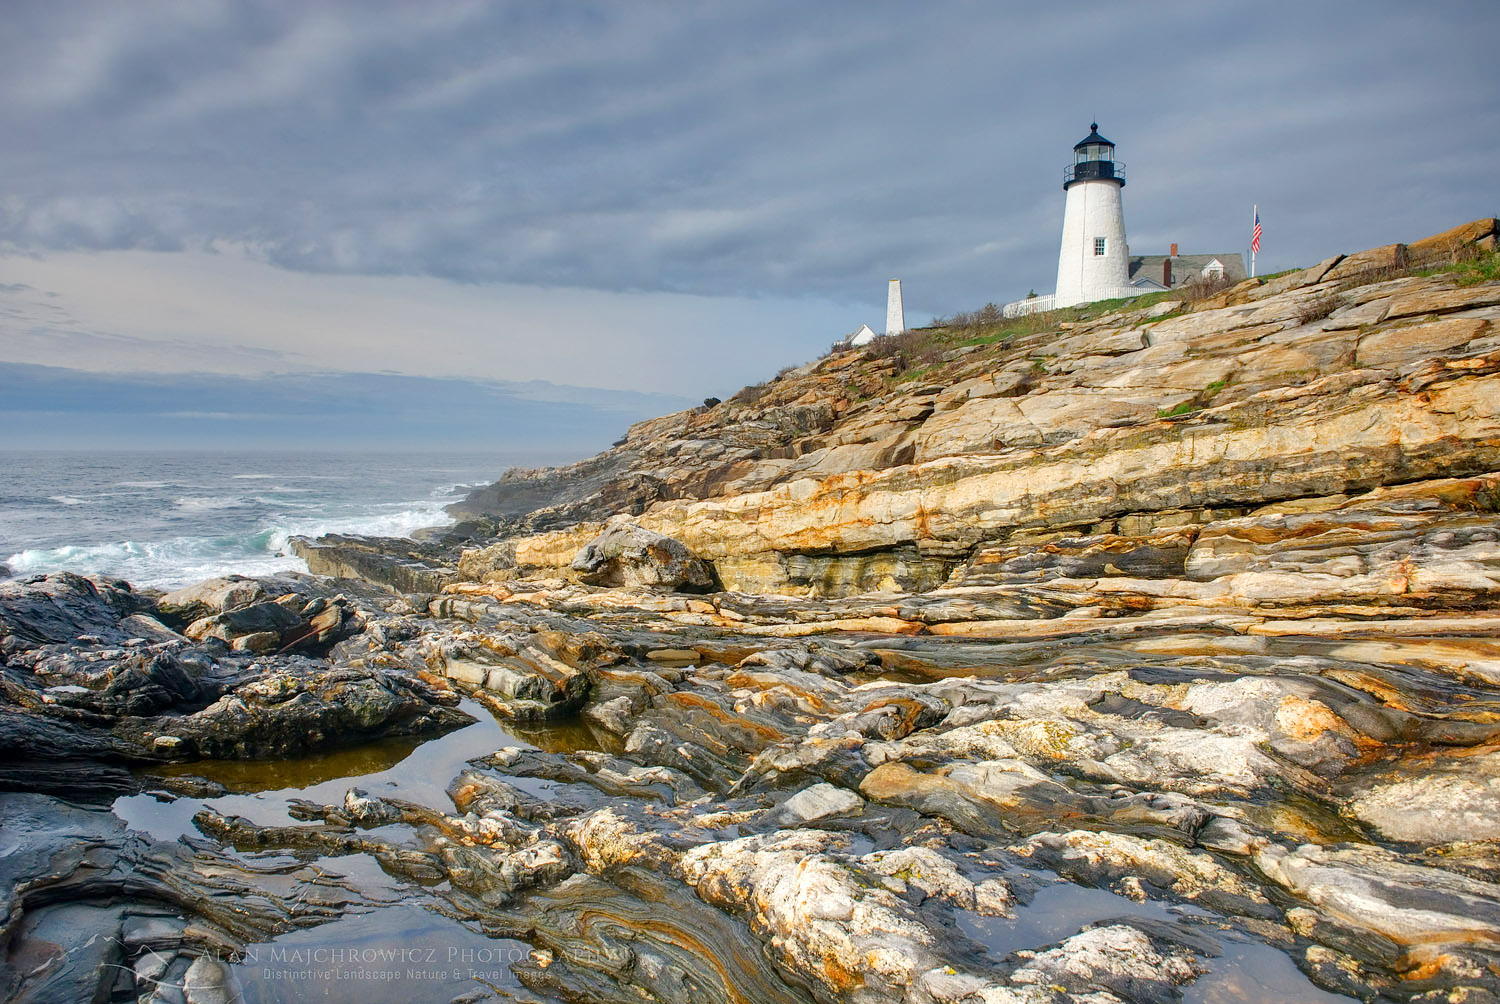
[1073, 122, 1117, 168]
[1073, 122, 1114, 151]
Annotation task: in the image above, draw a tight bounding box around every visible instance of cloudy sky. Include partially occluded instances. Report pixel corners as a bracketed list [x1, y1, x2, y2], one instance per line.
[2, 1, 1497, 427]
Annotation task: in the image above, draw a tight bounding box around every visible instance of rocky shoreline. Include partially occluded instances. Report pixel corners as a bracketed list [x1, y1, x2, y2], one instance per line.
[4, 219, 1500, 1003]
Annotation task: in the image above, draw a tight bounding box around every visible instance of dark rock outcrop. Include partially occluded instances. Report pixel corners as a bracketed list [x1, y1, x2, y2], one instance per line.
[0, 573, 473, 775]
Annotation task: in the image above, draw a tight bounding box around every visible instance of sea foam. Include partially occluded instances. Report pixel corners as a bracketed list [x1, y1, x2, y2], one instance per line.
[7, 500, 456, 590]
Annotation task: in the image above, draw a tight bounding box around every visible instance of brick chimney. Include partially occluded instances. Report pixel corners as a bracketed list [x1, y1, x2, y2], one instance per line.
[1170, 243, 1178, 257]
[1163, 258, 1172, 287]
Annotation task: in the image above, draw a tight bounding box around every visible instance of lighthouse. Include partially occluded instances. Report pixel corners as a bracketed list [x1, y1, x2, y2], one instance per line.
[1054, 123, 1130, 308]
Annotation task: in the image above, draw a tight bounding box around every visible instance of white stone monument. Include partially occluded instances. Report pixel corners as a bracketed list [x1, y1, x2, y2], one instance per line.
[1054, 123, 1131, 308]
[885, 279, 905, 336]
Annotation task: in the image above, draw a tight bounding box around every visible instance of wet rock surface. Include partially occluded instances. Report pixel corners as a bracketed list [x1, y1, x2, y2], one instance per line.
[14, 564, 1495, 1001]
[6, 223, 1500, 1003]
[0, 571, 472, 775]
[0, 791, 374, 1004]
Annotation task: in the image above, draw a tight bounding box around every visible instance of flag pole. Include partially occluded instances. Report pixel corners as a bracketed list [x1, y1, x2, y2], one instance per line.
[1251, 204, 1257, 278]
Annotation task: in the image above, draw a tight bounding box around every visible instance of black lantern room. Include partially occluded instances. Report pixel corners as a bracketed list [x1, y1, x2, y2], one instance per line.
[1063, 123, 1125, 189]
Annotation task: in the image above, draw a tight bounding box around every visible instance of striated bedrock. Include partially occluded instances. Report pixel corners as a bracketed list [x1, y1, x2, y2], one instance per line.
[12, 527, 1500, 1000]
[428, 219, 1500, 597]
[289, 532, 461, 595]
[154, 573, 1500, 1002]
[0, 791, 375, 1004]
[496, 355, 1500, 594]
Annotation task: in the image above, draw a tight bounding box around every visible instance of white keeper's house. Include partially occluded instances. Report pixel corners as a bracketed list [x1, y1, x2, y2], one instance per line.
[1004, 123, 1244, 317]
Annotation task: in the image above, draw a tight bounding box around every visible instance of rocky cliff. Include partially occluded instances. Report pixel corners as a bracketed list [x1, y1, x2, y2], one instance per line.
[9, 219, 1500, 1004]
[428, 217, 1500, 601]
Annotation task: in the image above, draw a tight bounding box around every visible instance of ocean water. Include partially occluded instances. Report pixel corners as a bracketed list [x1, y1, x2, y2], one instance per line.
[0, 450, 528, 590]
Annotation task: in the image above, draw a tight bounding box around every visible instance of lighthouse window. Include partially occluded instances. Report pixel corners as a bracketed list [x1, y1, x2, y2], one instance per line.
[1094, 237, 1106, 256]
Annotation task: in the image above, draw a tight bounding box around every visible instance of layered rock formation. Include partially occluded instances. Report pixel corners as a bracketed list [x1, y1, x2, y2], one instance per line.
[6, 220, 1500, 1003]
[447, 217, 1500, 597]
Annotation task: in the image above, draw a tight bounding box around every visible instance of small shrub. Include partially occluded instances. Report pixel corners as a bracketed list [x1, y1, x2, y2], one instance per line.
[1146, 271, 1238, 309]
[730, 382, 768, 405]
[1427, 244, 1500, 287]
[702, 397, 721, 409]
[895, 362, 944, 384]
[1338, 241, 1499, 290]
[862, 329, 933, 374]
[1157, 401, 1197, 418]
[932, 302, 1004, 333]
[1454, 252, 1500, 286]
[1295, 291, 1342, 325]
[1204, 378, 1228, 397]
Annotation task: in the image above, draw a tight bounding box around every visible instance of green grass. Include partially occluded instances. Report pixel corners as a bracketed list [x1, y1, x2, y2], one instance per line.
[894, 363, 941, 384]
[1255, 267, 1300, 282]
[1419, 247, 1500, 286]
[956, 327, 1021, 347]
[1080, 290, 1174, 314]
[1156, 401, 1197, 418]
[1204, 378, 1228, 397]
[863, 305, 1088, 385]
[860, 253, 1428, 393]
[909, 286, 1209, 359]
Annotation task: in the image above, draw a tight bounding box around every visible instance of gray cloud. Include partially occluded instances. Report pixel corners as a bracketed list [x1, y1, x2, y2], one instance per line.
[0, 1, 1496, 314]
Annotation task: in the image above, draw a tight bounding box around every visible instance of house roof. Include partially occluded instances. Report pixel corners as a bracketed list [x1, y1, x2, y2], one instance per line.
[1129, 252, 1247, 288]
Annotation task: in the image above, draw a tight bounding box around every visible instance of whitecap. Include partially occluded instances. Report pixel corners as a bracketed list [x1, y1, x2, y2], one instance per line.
[7, 536, 303, 591]
[430, 480, 492, 499]
[8, 498, 457, 590]
[258, 500, 456, 557]
[49, 496, 89, 506]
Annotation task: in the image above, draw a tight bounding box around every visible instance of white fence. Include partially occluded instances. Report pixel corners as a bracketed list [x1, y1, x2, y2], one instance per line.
[1001, 294, 1056, 318]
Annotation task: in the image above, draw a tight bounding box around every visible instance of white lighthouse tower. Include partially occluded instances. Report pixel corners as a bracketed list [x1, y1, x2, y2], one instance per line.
[1054, 123, 1130, 308]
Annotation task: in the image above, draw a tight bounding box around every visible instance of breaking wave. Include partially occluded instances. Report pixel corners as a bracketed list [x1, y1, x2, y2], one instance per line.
[6, 501, 455, 590]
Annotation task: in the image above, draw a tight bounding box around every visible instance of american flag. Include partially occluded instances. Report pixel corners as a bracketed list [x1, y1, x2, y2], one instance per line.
[1251, 212, 1262, 253]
